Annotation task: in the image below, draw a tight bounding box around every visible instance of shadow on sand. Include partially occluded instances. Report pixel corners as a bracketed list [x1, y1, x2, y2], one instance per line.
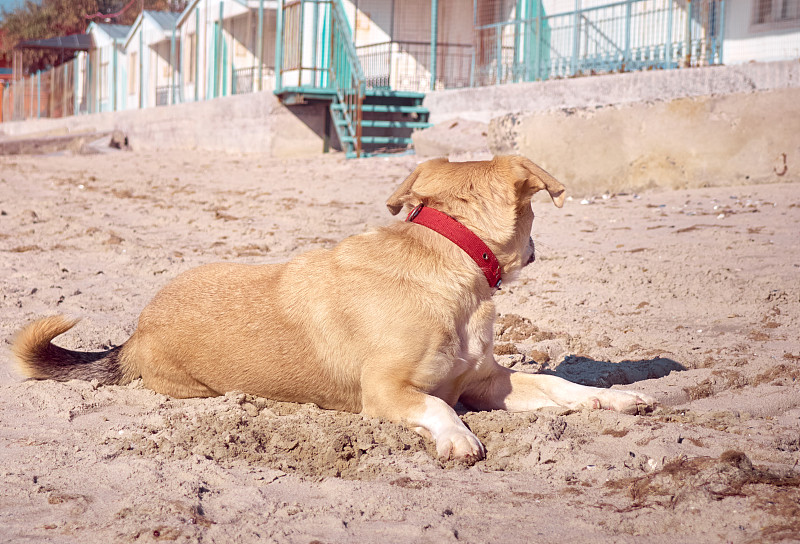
[536, 355, 687, 387]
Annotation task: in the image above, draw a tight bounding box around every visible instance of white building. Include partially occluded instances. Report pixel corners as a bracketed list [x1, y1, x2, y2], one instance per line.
[723, 0, 800, 63]
[124, 10, 181, 109]
[85, 23, 130, 112]
[176, 0, 277, 102]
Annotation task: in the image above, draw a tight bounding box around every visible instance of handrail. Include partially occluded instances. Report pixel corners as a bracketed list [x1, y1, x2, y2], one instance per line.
[474, 0, 644, 29]
[356, 40, 473, 49]
[329, 0, 365, 156]
[276, 0, 365, 156]
[329, 0, 365, 85]
[580, 14, 625, 55]
[355, 40, 473, 92]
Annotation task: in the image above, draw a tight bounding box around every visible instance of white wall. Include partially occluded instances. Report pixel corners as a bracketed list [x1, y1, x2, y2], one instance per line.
[350, 0, 473, 90]
[722, 0, 800, 63]
[178, 1, 274, 99]
[0, 89, 332, 158]
[88, 30, 115, 112]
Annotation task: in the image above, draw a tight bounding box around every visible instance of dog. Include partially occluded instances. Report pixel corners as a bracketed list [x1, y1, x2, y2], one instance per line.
[12, 155, 655, 461]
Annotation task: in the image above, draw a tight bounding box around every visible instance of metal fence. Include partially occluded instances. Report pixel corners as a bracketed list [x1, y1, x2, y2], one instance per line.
[352, 0, 725, 93]
[357, 41, 473, 91]
[155, 85, 171, 106]
[232, 65, 258, 94]
[2, 59, 81, 122]
[474, 0, 725, 85]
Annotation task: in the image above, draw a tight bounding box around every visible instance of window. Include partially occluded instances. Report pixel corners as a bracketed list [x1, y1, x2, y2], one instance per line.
[235, 40, 247, 58]
[128, 51, 138, 95]
[100, 61, 108, 101]
[186, 33, 196, 83]
[752, 0, 800, 28]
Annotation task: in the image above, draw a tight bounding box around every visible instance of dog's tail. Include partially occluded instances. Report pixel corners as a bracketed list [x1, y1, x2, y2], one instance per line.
[11, 315, 139, 385]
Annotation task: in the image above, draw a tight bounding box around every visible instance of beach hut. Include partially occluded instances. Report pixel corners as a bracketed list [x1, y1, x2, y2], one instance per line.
[346, 0, 475, 91]
[176, 0, 277, 103]
[334, 0, 734, 89]
[124, 10, 181, 109]
[85, 23, 131, 112]
[281, 0, 546, 93]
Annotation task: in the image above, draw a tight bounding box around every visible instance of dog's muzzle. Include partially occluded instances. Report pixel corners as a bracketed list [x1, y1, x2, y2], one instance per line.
[525, 238, 536, 265]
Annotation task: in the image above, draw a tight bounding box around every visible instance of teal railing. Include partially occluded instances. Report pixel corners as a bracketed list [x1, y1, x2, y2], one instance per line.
[474, 0, 725, 85]
[275, 0, 366, 156]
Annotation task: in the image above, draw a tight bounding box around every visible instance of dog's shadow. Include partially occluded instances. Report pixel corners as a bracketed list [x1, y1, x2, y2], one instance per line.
[526, 355, 686, 387]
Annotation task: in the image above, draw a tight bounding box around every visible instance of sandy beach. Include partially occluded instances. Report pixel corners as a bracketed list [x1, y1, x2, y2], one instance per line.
[1, 148, 798, 543]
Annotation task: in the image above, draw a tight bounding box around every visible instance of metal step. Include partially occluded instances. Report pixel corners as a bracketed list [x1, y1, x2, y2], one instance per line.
[325, 87, 430, 158]
[334, 119, 432, 129]
[362, 104, 428, 114]
[275, 87, 337, 105]
[343, 148, 416, 159]
[331, 103, 428, 115]
[365, 89, 426, 100]
[341, 136, 413, 145]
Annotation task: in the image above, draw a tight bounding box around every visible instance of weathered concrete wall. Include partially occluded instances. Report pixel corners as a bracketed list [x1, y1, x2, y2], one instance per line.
[424, 60, 800, 124]
[0, 91, 331, 157]
[2, 59, 798, 190]
[489, 88, 800, 196]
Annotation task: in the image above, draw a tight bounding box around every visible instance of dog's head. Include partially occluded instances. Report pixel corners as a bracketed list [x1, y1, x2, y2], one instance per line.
[386, 155, 565, 282]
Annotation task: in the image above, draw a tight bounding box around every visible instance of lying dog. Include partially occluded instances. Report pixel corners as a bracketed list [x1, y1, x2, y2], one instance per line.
[12, 155, 654, 461]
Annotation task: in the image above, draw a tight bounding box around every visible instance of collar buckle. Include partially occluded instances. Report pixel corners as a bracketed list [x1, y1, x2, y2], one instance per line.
[406, 203, 424, 222]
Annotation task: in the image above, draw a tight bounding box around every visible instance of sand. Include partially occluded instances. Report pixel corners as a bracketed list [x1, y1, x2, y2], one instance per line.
[1, 148, 799, 543]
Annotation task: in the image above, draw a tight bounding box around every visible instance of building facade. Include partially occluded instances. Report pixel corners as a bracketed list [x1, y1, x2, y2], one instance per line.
[2, 0, 797, 124]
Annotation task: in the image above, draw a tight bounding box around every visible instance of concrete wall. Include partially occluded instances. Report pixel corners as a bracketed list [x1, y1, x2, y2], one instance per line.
[489, 88, 800, 196]
[3, 58, 799, 183]
[414, 60, 800, 196]
[423, 60, 800, 124]
[0, 91, 331, 157]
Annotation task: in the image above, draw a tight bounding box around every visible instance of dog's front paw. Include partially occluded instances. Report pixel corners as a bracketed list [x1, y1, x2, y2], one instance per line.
[435, 429, 486, 461]
[589, 389, 656, 415]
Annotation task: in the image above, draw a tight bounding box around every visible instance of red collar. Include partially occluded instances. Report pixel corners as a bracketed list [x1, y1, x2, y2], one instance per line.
[405, 204, 502, 289]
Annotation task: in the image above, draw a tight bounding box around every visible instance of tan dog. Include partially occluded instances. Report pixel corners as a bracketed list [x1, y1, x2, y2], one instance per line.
[12, 156, 654, 461]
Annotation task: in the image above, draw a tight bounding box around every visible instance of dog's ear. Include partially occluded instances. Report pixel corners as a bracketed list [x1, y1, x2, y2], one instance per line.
[508, 156, 566, 208]
[386, 158, 448, 215]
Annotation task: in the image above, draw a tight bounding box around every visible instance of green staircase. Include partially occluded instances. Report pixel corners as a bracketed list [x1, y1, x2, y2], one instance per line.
[274, 0, 431, 159]
[331, 89, 430, 158]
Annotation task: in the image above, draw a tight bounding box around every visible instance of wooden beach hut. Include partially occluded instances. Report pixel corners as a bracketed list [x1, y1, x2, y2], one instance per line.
[176, 0, 277, 103]
[123, 10, 181, 109]
[85, 23, 131, 112]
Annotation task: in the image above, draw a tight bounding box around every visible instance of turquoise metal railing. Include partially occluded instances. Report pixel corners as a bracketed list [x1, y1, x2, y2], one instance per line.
[232, 66, 259, 95]
[474, 0, 725, 84]
[275, 0, 365, 156]
[356, 41, 473, 92]
[329, 0, 365, 156]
